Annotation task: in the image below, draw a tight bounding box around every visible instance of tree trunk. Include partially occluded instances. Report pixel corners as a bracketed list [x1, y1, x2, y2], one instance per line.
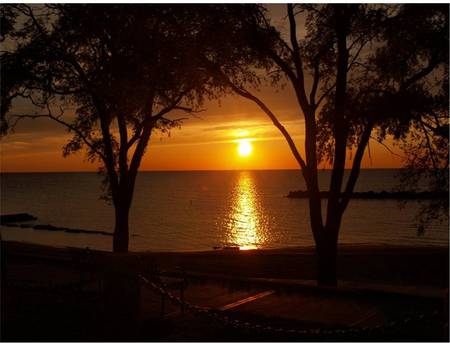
[316, 228, 339, 286]
[113, 205, 130, 253]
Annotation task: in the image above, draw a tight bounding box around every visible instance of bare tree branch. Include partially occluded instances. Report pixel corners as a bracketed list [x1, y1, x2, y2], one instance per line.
[117, 113, 129, 182]
[369, 136, 403, 158]
[419, 120, 439, 170]
[315, 82, 336, 108]
[11, 110, 106, 162]
[215, 67, 308, 171]
[310, 59, 320, 106]
[287, 4, 310, 110]
[401, 56, 441, 90]
[340, 121, 374, 211]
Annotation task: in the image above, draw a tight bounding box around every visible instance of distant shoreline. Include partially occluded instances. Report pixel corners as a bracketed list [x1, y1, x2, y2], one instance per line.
[287, 190, 448, 200]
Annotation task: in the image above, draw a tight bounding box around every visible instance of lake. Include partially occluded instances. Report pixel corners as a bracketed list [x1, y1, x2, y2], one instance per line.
[1, 170, 448, 251]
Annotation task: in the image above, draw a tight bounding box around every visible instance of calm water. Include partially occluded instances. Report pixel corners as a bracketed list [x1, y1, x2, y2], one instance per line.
[0, 170, 448, 251]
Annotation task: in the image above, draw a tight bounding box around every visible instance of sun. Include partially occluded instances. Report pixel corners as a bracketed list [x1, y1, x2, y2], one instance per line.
[238, 140, 253, 157]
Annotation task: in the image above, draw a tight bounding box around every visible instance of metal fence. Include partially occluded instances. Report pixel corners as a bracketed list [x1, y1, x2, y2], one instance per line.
[139, 274, 442, 339]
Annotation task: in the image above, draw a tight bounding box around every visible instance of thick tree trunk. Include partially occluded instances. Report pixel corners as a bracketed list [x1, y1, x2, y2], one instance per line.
[113, 205, 130, 253]
[316, 229, 339, 286]
[105, 197, 140, 337]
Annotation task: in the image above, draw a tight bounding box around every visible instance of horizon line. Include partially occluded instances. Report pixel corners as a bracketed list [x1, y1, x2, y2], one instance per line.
[0, 167, 407, 174]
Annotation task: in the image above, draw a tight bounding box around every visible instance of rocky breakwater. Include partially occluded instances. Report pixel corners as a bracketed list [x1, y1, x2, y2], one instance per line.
[287, 190, 448, 199]
[0, 213, 112, 236]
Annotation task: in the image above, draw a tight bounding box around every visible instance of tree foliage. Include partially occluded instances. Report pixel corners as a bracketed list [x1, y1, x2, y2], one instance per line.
[0, 4, 266, 251]
[207, 4, 448, 285]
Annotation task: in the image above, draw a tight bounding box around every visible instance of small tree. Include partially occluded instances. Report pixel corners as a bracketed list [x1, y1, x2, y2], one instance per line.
[207, 4, 448, 285]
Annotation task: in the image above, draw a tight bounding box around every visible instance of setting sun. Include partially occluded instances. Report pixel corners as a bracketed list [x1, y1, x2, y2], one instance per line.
[237, 140, 253, 157]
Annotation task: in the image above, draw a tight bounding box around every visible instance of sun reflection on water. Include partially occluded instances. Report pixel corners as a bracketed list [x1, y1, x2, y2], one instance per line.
[224, 172, 269, 250]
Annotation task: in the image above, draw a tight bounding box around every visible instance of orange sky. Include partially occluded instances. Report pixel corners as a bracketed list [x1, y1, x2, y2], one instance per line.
[1, 88, 405, 172]
[0, 5, 406, 173]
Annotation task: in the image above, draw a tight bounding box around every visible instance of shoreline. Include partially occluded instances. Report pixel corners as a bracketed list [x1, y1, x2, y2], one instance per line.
[2, 237, 449, 254]
[2, 223, 448, 253]
[3, 240, 448, 288]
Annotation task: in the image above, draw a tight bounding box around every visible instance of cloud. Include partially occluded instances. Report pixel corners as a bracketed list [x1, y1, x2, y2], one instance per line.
[202, 123, 262, 132]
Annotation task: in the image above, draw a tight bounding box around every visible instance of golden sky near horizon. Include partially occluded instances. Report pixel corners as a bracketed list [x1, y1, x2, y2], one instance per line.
[0, 87, 405, 172]
[0, 5, 406, 173]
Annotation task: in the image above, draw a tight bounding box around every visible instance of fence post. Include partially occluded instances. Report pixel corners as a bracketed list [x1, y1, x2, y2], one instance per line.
[161, 294, 165, 317]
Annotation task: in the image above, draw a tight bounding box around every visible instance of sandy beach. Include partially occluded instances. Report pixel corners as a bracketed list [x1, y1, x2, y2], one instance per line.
[4, 240, 447, 285]
[1, 240, 448, 340]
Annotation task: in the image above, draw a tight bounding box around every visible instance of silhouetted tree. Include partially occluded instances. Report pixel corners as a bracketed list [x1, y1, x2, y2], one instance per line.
[367, 4, 449, 232]
[317, 4, 449, 234]
[0, 4, 263, 252]
[207, 4, 448, 285]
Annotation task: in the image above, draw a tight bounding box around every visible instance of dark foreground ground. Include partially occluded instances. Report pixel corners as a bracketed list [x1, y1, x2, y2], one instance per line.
[1, 241, 448, 341]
